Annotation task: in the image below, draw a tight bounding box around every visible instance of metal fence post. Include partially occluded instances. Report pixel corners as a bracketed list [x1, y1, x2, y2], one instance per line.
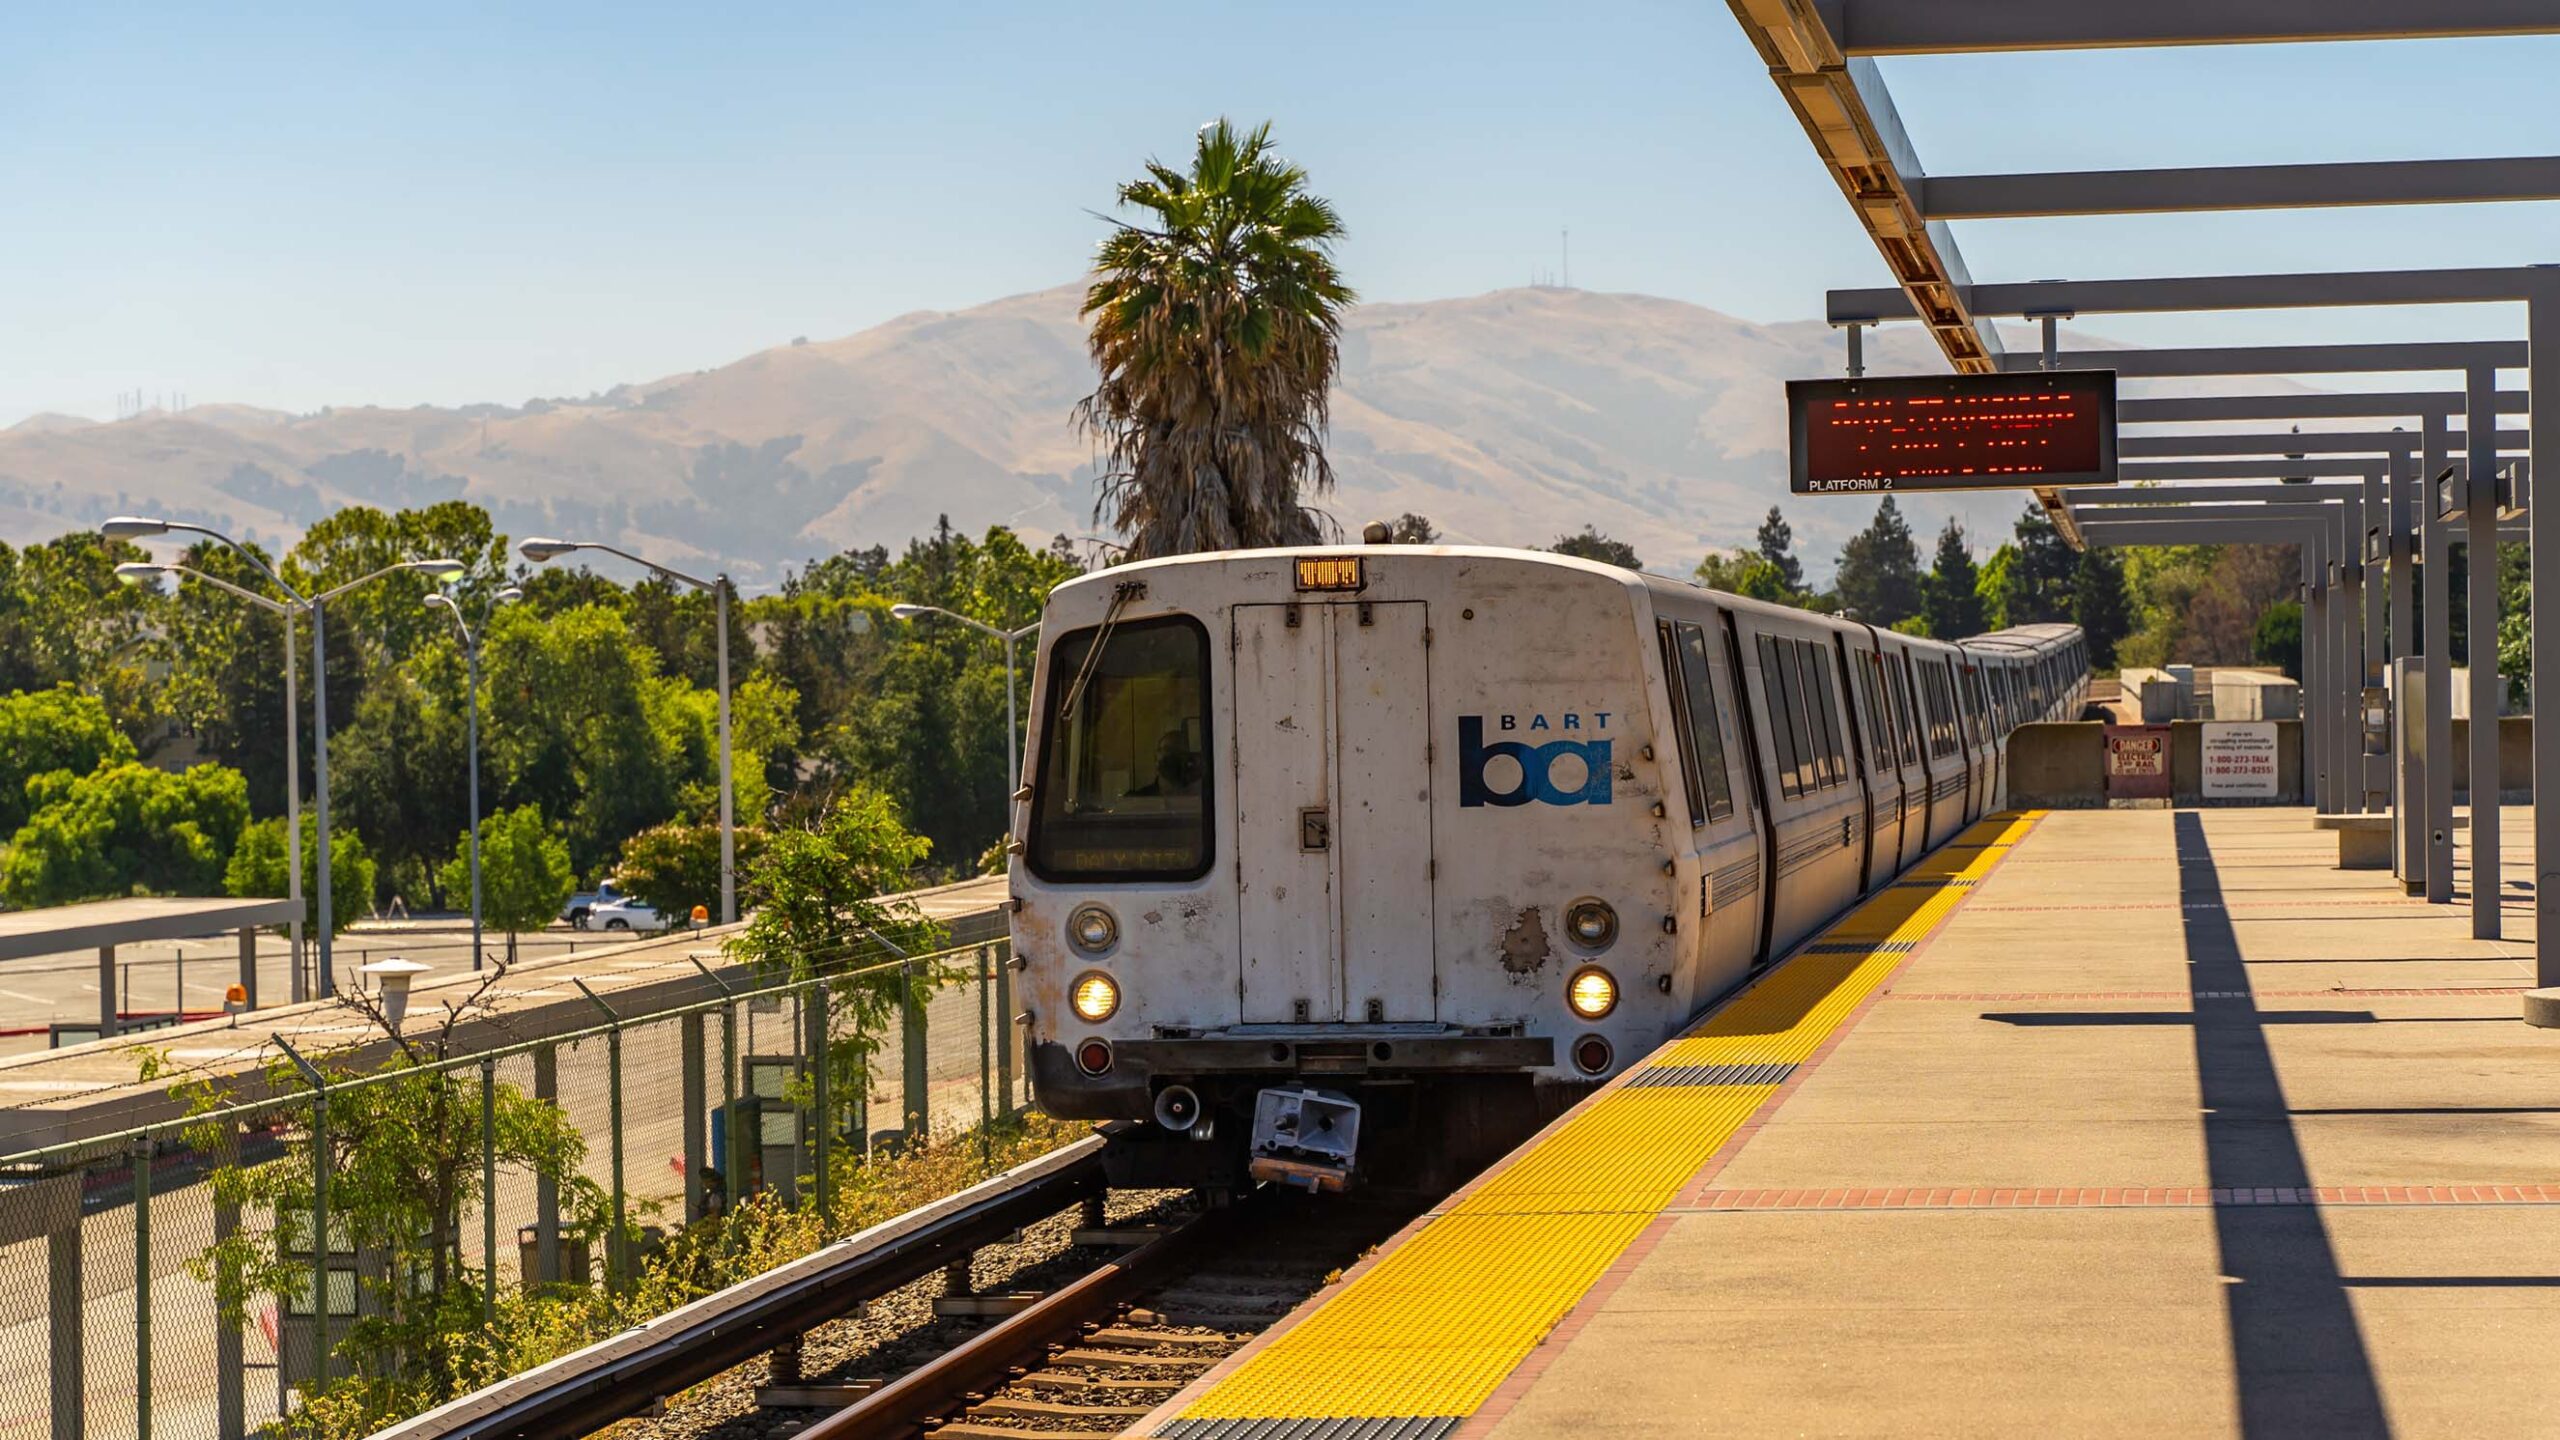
[45, 1169, 82, 1440]
[993, 939, 1015, 1117]
[133, 1136, 153, 1439]
[214, 1120, 245, 1440]
[977, 946, 993, 1164]
[681, 1013, 707, 1223]
[276, 1037, 330, 1394]
[532, 1044, 560, 1285]
[572, 980, 626, 1288]
[901, 958, 929, 1142]
[480, 1058, 497, 1327]
[808, 981, 832, 1221]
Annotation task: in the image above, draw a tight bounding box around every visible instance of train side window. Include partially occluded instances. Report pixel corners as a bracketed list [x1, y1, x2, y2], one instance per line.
[1886, 653, 1920, 769]
[1810, 645, 1848, 789]
[1858, 655, 1891, 774]
[1658, 622, 1706, 826]
[1789, 641, 1827, 790]
[1928, 663, 1961, 759]
[1673, 623, 1737, 821]
[1755, 634, 1800, 799]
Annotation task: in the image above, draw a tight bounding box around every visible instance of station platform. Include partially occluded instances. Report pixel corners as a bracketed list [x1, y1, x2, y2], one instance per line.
[1142, 808, 2559, 1439]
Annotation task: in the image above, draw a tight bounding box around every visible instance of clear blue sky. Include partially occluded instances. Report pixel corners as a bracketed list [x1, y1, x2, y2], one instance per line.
[5, 1, 2557, 424]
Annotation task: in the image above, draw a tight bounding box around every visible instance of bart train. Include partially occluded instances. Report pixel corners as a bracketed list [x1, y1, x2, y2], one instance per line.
[1009, 545, 2087, 1190]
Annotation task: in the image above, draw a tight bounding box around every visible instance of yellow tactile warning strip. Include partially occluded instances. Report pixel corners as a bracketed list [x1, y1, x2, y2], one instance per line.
[1154, 812, 2043, 1440]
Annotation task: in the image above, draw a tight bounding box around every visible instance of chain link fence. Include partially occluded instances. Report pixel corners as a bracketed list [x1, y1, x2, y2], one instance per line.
[0, 918, 1026, 1440]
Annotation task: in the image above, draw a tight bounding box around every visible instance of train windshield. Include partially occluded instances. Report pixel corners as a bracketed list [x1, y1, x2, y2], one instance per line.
[1027, 615, 1213, 881]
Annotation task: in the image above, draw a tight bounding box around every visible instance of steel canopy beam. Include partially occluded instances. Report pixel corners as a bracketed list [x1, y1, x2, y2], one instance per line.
[1833, 266, 2543, 324]
[1919, 157, 2560, 219]
[2123, 430, 2529, 457]
[2064, 483, 2362, 505]
[1832, 1, 2560, 55]
[1998, 342, 2527, 376]
[2121, 392, 2526, 422]
[2124, 460, 2383, 481]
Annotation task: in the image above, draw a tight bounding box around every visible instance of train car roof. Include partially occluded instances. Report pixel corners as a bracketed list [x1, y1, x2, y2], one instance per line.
[1052, 543, 2082, 657]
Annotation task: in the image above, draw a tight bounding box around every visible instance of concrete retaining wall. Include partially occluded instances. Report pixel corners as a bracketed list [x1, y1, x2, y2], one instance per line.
[2005, 721, 2302, 807]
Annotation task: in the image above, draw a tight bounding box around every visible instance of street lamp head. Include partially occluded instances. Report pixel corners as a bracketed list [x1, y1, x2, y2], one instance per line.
[889, 603, 932, 621]
[519, 537, 581, 563]
[423, 591, 458, 613]
[494, 586, 523, 604]
[112, 562, 169, 587]
[414, 559, 467, 584]
[101, 515, 171, 541]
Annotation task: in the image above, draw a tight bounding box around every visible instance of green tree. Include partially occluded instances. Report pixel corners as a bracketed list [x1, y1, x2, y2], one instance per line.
[1890, 615, 1932, 637]
[478, 604, 704, 876]
[1550, 526, 1642, 569]
[1833, 496, 1924, 627]
[181, 974, 599, 1419]
[2254, 600, 2304, 679]
[1994, 505, 2075, 625]
[438, 804, 575, 965]
[1078, 118, 1354, 556]
[1385, 513, 1439, 543]
[331, 666, 467, 908]
[159, 538, 303, 817]
[1, 761, 250, 906]
[729, 786, 935, 984]
[1975, 544, 2017, 629]
[2072, 545, 2135, 669]
[1735, 559, 1797, 604]
[1755, 506, 1805, 592]
[612, 820, 766, 932]
[0, 533, 168, 745]
[227, 812, 377, 937]
[1692, 548, 1757, 593]
[0, 685, 137, 833]
[1920, 519, 1984, 640]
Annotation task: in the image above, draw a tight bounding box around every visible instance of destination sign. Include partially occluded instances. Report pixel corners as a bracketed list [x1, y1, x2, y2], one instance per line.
[1787, 370, 2118, 494]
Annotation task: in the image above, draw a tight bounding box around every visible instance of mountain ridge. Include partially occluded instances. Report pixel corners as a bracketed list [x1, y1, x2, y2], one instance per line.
[0, 283, 2121, 582]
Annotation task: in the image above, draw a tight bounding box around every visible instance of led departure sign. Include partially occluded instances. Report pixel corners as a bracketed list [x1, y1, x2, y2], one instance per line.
[1787, 370, 2118, 494]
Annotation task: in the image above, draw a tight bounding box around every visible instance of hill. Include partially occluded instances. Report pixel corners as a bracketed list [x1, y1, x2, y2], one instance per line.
[0, 284, 2118, 582]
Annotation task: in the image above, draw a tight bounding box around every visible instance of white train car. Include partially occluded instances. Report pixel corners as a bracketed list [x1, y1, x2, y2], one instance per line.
[1010, 545, 2085, 1190]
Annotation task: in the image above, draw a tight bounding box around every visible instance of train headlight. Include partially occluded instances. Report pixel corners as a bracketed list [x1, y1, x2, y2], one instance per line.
[1565, 898, 1618, 949]
[1070, 970, 1121, 1022]
[1067, 904, 1118, 954]
[1567, 965, 1619, 1020]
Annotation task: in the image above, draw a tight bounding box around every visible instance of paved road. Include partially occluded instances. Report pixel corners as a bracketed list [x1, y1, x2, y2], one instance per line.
[0, 922, 649, 1059]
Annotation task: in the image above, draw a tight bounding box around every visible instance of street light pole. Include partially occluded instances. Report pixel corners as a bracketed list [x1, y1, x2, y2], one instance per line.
[304, 560, 470, 996]
[429, 588, 519, 970]
[282, 607, 305, 1002]
[113, 554, 310, 1001]
[107, 518, 464, 1001]
[311, 601, 336, 994]
[887, 603, 1040, 825]
[520, 539, 740, 923]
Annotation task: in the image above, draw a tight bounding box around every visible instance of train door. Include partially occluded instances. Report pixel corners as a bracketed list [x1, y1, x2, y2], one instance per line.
[1231, 601, 1437, 1024]
[1848, 637, 1908, 886]
[1662, 618, 1761, 997]
[1879, 646, 1925, 871]
[1830, 632, 1884, 893]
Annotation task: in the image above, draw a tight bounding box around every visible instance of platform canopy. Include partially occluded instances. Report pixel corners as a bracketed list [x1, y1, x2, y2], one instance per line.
[0, 896, 300, 965]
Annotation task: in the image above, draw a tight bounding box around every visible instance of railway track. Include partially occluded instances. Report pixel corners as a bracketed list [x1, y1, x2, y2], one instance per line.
[797, 1187, 1415, 1440]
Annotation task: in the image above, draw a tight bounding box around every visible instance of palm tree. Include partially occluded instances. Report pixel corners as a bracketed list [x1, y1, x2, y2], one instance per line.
[1077, 119, 1355, 557]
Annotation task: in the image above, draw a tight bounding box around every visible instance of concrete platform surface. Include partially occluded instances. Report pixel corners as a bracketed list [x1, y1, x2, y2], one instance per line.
[1147, 809, 2560, 1440]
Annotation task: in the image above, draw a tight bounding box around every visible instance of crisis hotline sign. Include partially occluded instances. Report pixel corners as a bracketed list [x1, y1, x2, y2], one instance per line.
[1788, 370, 2118, 494]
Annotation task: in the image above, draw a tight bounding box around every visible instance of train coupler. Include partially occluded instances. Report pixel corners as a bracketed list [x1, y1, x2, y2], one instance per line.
[1247, 1086, 1362, 1193]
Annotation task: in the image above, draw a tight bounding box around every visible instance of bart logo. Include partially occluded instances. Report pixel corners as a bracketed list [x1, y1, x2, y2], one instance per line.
[1458, 715, 1613, 808]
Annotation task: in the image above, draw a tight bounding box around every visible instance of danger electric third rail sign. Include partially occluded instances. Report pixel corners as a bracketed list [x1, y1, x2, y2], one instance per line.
[1787, 369, 2118, 494]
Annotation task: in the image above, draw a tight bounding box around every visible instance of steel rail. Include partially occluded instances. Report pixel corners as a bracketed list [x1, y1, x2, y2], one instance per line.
[800, 1199, 1245, 1440]
[378, 1136, 1109, 1440]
